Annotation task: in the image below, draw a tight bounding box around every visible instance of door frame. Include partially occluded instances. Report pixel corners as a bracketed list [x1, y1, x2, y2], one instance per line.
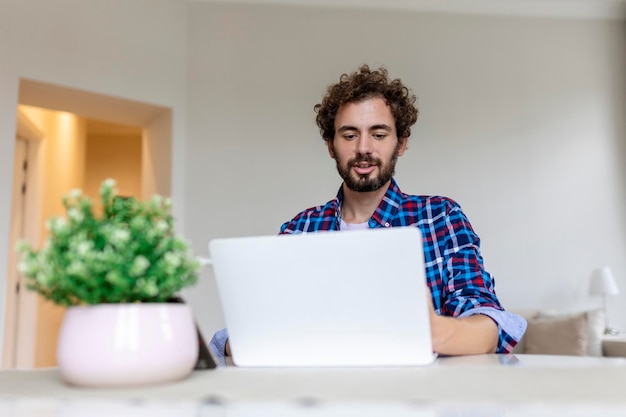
[2, 110, 44, 369]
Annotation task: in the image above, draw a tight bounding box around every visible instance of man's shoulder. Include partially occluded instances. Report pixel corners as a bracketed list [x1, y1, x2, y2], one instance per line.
[280, 201, 337, 234]
[398, 193, 461, 213]
[388, 179, 460, 212]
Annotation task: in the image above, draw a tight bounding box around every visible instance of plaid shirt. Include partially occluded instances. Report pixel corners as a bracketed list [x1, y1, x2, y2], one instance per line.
[279, 178, 525, 353]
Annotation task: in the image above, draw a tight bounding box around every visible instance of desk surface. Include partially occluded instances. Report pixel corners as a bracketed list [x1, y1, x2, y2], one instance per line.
[1, 354, 626, 416]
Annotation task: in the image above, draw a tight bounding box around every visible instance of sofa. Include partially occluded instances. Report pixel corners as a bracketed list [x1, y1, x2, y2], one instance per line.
[511, 308, 626, 357]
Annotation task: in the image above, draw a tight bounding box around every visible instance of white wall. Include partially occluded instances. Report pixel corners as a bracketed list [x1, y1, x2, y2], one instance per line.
[184, 3, 626, 336]
[0, 0, 188, 355]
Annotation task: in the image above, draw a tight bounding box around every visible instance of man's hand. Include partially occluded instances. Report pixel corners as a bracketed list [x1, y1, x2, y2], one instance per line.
[426, 286, 498, 355]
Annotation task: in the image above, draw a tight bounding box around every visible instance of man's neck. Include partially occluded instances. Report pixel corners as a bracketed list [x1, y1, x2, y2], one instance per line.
[340, 181, 390, 224]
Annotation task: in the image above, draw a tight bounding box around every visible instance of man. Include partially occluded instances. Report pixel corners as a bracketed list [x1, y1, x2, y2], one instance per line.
[210, 65, 526, 358]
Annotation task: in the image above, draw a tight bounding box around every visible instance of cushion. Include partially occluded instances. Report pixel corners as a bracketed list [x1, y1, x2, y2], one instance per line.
[602, 338, 626, 357]
[536, 309, 605, 356]
[524, 312, 589, 356]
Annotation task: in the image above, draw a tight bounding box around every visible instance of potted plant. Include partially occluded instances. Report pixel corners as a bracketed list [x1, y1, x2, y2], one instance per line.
[17, 179, 201, 387]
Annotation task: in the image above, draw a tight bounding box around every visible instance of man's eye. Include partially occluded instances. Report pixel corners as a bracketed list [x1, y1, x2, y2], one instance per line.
[373, 134, 386, 140]
[344, 134, 357, 140]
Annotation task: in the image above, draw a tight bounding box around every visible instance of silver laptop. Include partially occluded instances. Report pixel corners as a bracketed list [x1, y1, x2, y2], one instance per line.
[208, 226, 435, 367]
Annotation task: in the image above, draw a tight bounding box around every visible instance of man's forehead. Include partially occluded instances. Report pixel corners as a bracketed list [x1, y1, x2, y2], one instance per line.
[335, 98, 395, 127]
[340, 95, 389, 109]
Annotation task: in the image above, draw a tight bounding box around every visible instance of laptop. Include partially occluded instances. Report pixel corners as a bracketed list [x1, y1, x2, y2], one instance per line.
[208, 226, 435, 367]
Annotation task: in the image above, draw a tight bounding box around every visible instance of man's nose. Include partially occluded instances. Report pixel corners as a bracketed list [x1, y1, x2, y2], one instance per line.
[356, 135, 373, 154]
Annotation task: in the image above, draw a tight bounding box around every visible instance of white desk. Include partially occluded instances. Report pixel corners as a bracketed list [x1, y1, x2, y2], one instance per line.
[1, 354, 626, 416]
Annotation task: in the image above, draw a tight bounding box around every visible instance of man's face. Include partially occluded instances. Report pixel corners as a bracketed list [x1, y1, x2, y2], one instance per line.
[328, 97, 407, 192]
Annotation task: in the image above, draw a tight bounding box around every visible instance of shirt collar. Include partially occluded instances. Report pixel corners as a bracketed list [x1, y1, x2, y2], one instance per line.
[333, 178, 404, 228]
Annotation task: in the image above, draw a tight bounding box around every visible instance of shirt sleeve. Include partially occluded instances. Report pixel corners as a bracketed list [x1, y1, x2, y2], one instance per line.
[459, 307, 528, 353]
[436, 202, 525, 353]
[209, 328, 229, 359]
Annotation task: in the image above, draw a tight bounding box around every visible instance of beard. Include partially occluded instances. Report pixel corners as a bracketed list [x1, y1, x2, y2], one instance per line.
[333, 148, 399, 193]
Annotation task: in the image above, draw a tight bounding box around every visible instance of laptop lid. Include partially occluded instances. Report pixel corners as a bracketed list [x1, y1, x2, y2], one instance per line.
[208, 226, 434, 367]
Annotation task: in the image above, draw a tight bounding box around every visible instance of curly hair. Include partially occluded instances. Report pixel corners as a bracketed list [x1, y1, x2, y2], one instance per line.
[314, 65, 419, 142]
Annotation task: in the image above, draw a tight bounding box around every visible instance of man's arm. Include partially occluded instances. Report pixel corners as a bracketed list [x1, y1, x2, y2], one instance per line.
[427, 287, 498, 355]
[209, 328, 230, 359]
[430, 312, 499, 355]
[428, 200, 524, 353]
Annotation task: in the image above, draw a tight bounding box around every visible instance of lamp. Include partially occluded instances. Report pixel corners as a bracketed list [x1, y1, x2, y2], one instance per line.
[589, 267, 620, 335]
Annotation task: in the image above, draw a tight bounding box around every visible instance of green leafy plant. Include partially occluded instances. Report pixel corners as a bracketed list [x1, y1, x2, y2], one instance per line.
[17, 179, 200, 305]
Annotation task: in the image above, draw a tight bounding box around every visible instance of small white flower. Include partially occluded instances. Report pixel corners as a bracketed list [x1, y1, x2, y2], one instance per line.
[137, 278, 159, 297]
[67, 207, 84, 223]
[130, 255, 150, 277]
[17, 260, 34, 275]
[103, 178, 116, 188]
[164, 252, 181, 269]
[68, 189, 82, 199]
[155, 220, 168, 233]
[152, 195, 163, 205]
[130, 216, 147, 230]
[100, 178, 118, 198]
[35, 272, 51, 286]
[49, 218, 69, 234]
[17, 261, 27, 274]
[67, 261, 87, 276]
[106, 270, 123, 285]
[15, 240, 29, 252]
[76, 241, 93, 257]
[110, 229, 130, 246]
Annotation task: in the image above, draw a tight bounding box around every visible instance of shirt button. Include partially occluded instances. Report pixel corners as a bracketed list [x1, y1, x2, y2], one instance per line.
[384, 222, 390, 227]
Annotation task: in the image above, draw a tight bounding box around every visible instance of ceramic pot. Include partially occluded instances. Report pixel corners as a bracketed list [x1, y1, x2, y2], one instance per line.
[57, 303, 198, 387]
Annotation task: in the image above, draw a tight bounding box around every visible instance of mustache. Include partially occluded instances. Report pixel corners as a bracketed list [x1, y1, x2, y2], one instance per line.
[348, 155, 381, 166]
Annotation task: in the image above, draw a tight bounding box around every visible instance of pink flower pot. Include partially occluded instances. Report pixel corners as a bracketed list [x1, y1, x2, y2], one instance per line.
[57, 303, 198, 387]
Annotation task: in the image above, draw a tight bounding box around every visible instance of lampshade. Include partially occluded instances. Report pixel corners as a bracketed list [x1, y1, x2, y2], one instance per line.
[589, 267, 620, 296]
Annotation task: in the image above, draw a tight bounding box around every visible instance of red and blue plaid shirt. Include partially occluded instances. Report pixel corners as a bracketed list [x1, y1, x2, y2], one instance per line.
[279, 178, 526, 353]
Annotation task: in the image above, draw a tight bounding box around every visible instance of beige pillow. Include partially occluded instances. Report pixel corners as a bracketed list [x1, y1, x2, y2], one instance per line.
[525, 312, 588, 356]
[536, 309, 605, 357]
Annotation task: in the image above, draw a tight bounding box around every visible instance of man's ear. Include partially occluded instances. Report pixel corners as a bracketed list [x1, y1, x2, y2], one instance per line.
[326, 139, 335, 158]
[397, 137, 408, 156]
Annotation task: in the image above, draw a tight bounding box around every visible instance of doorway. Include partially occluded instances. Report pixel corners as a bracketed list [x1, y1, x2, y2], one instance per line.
[2, 79, 173, 369]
